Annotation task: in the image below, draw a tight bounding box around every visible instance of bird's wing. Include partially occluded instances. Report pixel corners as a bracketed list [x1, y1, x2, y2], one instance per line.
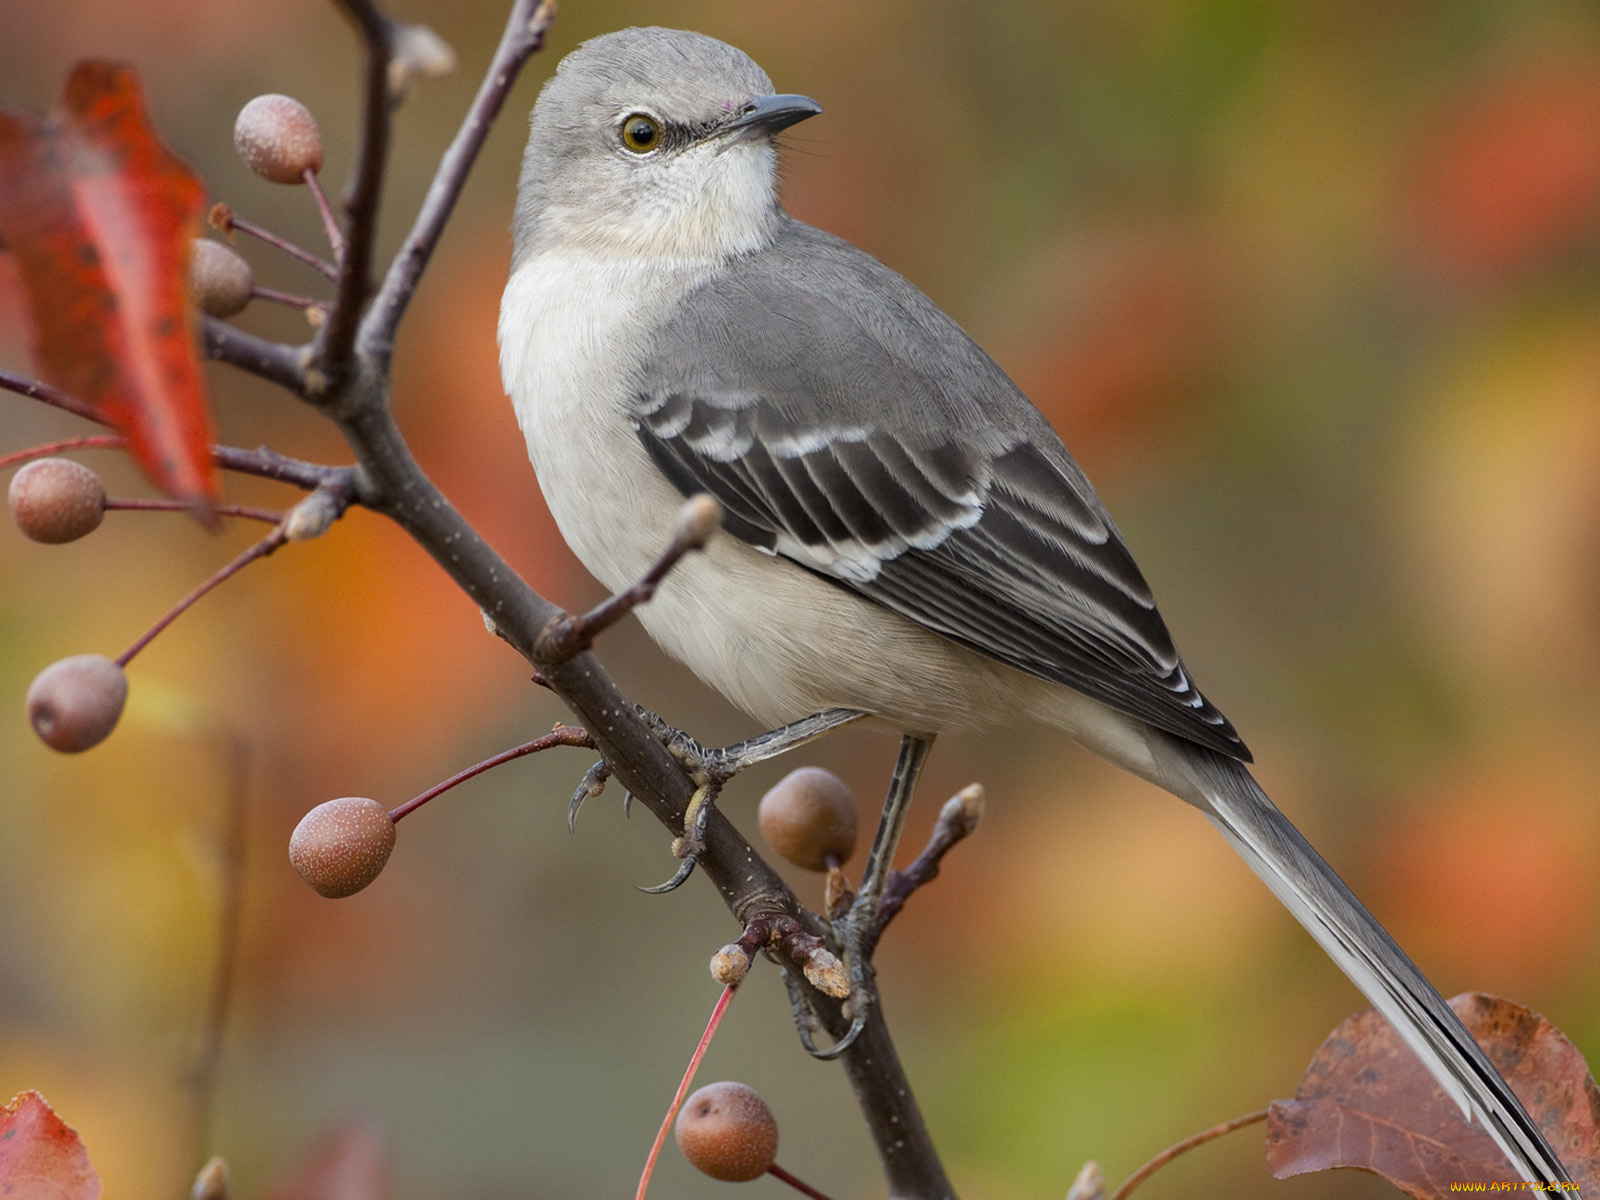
[632, 220, 1248, 760]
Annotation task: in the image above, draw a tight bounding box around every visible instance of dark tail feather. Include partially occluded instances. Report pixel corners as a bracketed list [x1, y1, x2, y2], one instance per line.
[1165, 740, 1571, 1187]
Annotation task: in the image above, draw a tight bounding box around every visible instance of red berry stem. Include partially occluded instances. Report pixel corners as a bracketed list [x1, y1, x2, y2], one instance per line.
[386, 724, 598, 824]
[116, 524, 290, 669]
[0, 435, 127, 471]
[767, 1163, 838, 1200]
[303, 169, 347, 260]
[104, 497, 285, 523]
[636, 983, 739, 1200]
[250, 284, 328, 315]
[208, 204, 338, 281]
[1110, 1109, 1269, 1200]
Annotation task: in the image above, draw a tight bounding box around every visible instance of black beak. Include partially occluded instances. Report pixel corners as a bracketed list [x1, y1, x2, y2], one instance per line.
[724, 93, 823, 138]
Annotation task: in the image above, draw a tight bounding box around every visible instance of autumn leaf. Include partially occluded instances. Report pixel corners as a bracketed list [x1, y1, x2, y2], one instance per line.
[0, 60, 217, 515]
[0, 1091, 103, 1199]
[1266, 993, 1600, 1199]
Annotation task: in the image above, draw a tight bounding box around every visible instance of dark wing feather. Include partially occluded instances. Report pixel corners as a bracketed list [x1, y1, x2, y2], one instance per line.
[634, 218, 1249, 761]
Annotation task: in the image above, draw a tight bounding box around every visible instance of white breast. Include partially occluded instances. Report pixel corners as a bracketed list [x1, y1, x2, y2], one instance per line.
[499, 249, 703, 591]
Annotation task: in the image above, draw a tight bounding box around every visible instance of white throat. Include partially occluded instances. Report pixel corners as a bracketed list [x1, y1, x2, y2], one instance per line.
[536, 139, 782, 264]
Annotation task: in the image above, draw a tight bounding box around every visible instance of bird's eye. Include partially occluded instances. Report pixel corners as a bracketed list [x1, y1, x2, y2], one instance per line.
[620, 113, 662, 154]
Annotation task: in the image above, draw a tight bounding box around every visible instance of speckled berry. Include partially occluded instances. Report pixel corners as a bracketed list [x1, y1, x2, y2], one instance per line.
[758, 767, 858, 871]
[26, 654, 127, 752]
[289, 797, 396, 898]
[234, 94, 324, 183]
[8, 458, 106, 544]
[675, 1081, 778, 1182]
[190, 239, 254, 317]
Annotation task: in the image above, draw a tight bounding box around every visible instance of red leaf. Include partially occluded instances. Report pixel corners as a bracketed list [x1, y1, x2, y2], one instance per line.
[1267, 993, 1600, 1199]
[0, 1091, 103, 1199]
[0, 61, 217, 515]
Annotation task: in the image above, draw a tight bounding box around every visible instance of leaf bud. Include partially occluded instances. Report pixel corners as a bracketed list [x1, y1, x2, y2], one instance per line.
[710, 942, 752, 987]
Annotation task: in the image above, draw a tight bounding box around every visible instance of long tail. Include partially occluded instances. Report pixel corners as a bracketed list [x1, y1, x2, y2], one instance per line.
[1155, 736, 1571, 1187]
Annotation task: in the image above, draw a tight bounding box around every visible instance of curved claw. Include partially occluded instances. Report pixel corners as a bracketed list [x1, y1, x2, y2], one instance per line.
[780, 962, 869, 1060]
[567, 760, 610, 834]
[800, 1007, 868, 1060]
[638, 853, 697, 894]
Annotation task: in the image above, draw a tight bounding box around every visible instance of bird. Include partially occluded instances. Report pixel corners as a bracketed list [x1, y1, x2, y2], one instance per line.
[497, 25, 1568, 1187]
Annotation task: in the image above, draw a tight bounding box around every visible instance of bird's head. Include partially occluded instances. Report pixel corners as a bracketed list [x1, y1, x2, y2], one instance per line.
[513, 27, 821, 265]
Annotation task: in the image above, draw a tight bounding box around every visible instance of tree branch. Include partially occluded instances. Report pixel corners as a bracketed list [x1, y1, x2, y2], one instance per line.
[360, 0, 557, 369]
[0, 366, 102, 424]
[202, 318, 310, 393]
[315, 0, 395, 388]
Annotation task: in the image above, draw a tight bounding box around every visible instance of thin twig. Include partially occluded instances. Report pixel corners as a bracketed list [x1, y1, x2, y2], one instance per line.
[0, 435, 127, 470]
[0, 386, 355, 499]
[251, 284, 327, 314]
[0, 366, 103, 424]
[210, 205, 338, 280]
[360, 0, 557, 366]
[116, 523, 289, 668]
[636, 984, 740, 1200]
[210, 446, 361, 496]
[202, 319, 310, 394]
[106, 497, 284, 523]
[303, 169, 347, 259]
[386, 724, 597, 823]
[1110, 1109, 1270, 1200]
[767, 1163, 839, 1200]
[536, 495, 719, 663]
[316, 0, 396, 385]
[867, 784, 984, 954]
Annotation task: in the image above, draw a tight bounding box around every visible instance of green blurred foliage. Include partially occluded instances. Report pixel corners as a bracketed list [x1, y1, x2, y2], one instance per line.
[3, 0, 1600, 1197]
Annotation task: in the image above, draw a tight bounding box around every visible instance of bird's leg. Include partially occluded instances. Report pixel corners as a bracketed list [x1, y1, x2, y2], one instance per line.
[803, 732, 933, 1059]
[642, 704, 868, 782]
[625, 706, 868, 892]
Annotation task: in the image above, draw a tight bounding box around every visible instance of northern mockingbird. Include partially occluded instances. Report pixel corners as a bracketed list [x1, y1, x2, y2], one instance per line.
[498, 26, 1568, 1186]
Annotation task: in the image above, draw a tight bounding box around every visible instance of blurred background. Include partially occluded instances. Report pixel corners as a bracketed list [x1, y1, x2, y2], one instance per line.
[4, 0, 1600, 1196]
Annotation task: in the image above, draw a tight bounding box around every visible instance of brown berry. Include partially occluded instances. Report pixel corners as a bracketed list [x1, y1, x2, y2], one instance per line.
[190, 239, 254, 317]
[9, 458, 106, 544]
[758, 767, 857, 871]
[234, 94, 324, 184]
[27, 654, 127, 752]
[675, 1082, 778, 1182]
[289, 797, 396, 898]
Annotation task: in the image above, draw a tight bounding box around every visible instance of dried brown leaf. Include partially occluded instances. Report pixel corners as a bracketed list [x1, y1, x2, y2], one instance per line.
[1267, 993, 1600, 1198]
